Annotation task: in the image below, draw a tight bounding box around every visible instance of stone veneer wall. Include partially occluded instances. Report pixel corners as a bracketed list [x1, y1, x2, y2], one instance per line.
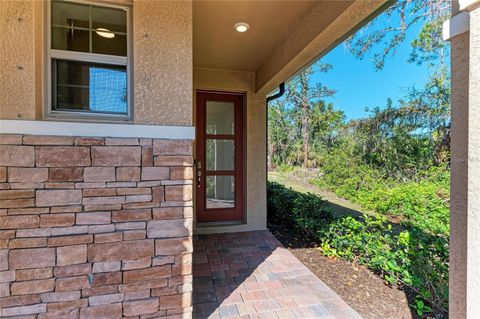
[0, 134, 193, 318]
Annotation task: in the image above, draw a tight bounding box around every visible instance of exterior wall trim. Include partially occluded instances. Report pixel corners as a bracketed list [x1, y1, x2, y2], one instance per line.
[0, 120, 195, 140]
[460, 0, 480, 11]
[444, 11, 470, 40]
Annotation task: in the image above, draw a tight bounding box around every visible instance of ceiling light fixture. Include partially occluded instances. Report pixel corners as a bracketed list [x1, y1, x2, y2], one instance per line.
[234, 22, 249, 33]
[96, 28, 115, 39]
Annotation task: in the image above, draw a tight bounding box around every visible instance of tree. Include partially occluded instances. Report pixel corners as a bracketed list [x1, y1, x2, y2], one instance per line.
[343, 0, 452, 175]
[266, 0, 452, 177]
[286, 64, 335, 167]
[308, 101, 345, 167]
[346, 0, 451, 70]
[268, 99, 291, 169]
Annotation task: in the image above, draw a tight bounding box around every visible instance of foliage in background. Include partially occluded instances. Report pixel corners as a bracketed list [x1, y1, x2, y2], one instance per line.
[268, 65, 337, 169]
[267, 0, 452, 317]
[269, 0, 452, 171]
[268, 69, 450, 179]
[346, 0, 451, 70]
[312, 165, 450, 235]
[349, 72, 450, 177]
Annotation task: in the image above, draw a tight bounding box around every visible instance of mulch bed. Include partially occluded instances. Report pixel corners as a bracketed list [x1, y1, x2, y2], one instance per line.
[269, 225, 421, 319]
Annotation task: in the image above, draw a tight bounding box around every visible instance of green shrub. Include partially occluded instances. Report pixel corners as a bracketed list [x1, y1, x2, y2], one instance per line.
[267, 181, 333, 229]
[312, 165, 450, 236]
[267, 181, 449, 316]
[267, 181, 297, 225]
[292, 192, 334, 237]
[319, 214, 448, 313]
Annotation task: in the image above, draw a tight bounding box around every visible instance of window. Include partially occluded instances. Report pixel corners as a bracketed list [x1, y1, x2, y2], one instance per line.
[46, 0, 131, 120]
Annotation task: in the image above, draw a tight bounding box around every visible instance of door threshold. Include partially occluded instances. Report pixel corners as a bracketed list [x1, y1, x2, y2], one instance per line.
[196, 220, 246, 228]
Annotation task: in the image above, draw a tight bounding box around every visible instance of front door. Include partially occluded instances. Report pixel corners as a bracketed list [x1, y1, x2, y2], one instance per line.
[196, 91, 244, 223]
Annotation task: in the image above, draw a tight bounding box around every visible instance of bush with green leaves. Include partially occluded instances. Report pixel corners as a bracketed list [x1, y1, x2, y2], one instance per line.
[267, 182, 334, 230]
[319, 214, 448, 315]
[312, 155, 450, 236]
[267, 181, 449, 317]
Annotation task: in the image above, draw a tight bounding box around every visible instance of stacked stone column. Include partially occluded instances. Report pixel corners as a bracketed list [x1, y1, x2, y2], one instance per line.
[0, 134, 193, 318]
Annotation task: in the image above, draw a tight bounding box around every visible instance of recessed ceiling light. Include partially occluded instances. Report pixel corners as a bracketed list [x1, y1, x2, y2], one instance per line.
[234, 22, 249, 33]
[96, 28, 115, 39]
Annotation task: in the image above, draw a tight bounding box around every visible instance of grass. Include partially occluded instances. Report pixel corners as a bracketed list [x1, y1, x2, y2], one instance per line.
[268, 170, 369, 220]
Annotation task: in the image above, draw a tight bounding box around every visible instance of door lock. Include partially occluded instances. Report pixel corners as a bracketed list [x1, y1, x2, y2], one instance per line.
[196, 161, 202, 188]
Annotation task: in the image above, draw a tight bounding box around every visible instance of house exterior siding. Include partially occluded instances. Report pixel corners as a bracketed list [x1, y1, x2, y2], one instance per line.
[0, 0, 193, 126]
[0, 134, 193, 318]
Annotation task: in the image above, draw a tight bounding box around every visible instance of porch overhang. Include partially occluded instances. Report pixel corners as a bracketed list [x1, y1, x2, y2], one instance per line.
[193, 0, 389, 94]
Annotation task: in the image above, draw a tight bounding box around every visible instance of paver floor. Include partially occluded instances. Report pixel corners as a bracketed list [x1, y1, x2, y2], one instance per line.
[193, 231, 363, 319]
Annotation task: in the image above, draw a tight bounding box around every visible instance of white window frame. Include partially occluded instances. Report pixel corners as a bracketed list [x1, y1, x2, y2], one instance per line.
[45, 0, 133, 122]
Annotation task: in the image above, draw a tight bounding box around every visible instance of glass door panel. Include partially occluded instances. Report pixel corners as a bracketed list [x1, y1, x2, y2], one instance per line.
[206, 176, 235, 209]
[206, 101, 234, 134]
[206, 139, 234, 171]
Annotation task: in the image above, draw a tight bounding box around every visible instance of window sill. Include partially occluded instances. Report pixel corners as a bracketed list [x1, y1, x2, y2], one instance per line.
[46, 112, 132, 124]
[0, 119, 195, 140]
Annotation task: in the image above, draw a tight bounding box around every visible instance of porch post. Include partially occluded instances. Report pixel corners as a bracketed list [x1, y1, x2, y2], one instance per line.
[444, 1, 480, 318]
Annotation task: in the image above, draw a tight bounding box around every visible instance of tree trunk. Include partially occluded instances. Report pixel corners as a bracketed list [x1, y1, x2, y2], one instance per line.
[299, 73, 310, 168]
[302, 112, 309, 168]
[267, 142, 274, 171]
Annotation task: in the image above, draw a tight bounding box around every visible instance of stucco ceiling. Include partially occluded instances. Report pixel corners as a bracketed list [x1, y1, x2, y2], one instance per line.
[193, 0, 353, 72]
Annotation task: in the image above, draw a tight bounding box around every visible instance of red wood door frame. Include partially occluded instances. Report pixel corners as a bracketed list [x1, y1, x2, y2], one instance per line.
[196, 91, 244, 223]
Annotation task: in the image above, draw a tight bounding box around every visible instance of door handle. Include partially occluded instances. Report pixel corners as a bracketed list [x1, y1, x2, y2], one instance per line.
[195, 161, 202, 188]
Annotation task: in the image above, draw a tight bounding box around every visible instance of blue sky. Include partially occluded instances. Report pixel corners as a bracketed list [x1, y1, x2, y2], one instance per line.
[308, 13, 432, 120]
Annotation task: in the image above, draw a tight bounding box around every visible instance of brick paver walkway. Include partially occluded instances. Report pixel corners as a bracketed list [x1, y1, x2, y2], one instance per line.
[193, 230, 362, 319]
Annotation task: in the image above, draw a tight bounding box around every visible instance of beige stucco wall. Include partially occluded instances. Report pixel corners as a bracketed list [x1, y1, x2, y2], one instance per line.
[193, 68, 267, 234]
[449, 1, 480, 318]
[0, 0, 37, 120]
[467, 8, 480, 317]
[0, 0, 193, 127]
[133, 0, 192, 126]
[449, 28, 469, 319]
